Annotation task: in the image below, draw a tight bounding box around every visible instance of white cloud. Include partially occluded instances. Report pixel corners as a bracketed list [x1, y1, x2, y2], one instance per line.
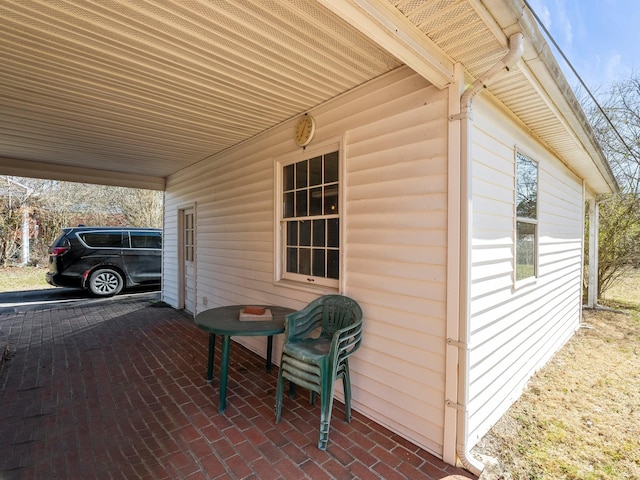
[528, 0, 574, 49]
[554, 0, 573, 47]
[562, 17, 573, 45]
[528, 0, 552, 28]
[605, 52, 622, 84]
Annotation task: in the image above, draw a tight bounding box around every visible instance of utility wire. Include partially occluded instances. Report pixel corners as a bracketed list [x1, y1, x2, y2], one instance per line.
[523, 0, 638, 167]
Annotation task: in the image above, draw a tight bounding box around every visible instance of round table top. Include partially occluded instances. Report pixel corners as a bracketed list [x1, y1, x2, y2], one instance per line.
[194, 305, 295, 336]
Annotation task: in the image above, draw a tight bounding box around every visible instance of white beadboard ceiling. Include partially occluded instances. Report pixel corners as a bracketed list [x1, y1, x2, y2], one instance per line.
[0, 0, 617, 193]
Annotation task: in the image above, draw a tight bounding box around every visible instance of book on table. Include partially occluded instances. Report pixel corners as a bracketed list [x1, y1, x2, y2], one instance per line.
[239, 306, 273, 321]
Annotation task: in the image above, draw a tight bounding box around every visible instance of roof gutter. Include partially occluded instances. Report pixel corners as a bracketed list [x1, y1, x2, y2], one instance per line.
[448, 32, 524, 476]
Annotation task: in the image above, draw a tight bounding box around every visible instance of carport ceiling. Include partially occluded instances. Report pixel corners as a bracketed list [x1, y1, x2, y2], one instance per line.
[1, 0, 405, 188]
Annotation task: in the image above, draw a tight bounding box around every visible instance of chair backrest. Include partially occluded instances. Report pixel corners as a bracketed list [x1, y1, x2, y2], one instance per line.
[319, 295, 363, 364]
[319, 295, 363, 336]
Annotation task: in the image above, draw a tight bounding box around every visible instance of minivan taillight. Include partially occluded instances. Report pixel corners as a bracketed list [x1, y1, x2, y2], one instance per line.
[49, 246, 69, 256]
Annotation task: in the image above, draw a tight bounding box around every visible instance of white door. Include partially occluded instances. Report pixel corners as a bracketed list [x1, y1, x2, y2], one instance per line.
[181, 208, 196, 314]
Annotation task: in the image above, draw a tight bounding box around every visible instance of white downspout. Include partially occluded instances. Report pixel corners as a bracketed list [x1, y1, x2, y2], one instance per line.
[449, 32, 524, 476]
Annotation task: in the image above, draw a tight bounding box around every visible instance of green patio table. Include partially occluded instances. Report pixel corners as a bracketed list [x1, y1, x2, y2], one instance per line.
[194, 305, 295, 413]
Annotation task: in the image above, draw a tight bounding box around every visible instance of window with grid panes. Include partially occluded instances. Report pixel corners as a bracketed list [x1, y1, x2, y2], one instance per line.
[281, 151, 339, 287]
[515, 151, 538, 281]
[184, 211, 195, 262]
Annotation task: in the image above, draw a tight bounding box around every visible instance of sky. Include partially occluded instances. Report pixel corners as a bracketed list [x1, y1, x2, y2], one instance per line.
[526, 0, 640, 95]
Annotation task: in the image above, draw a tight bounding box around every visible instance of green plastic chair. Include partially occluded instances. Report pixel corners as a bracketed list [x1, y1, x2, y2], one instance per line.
[275, 295, 363, 450]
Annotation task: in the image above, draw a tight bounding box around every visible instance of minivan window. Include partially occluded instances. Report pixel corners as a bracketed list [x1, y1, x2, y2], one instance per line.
[79, 232, 125, 248]
[130, 231, 162, 249]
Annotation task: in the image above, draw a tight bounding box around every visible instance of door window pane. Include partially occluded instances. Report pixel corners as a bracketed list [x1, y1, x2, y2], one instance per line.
[185, 213, 195, 262]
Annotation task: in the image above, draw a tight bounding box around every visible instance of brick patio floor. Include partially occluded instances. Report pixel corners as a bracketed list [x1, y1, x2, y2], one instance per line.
[0, 295, 476, 480]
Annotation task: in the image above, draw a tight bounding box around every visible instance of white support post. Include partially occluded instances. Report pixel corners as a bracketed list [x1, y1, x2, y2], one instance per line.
[587, 198, 598, 308]
[21, 207, 30, 266]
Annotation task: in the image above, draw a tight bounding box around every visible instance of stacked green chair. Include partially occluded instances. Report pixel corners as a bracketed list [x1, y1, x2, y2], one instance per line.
[275, 295, 363, 450]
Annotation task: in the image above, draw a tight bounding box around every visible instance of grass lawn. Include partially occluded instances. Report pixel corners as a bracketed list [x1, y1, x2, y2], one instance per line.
[0, 266, 53, 292]
[474, 268, 640, 479]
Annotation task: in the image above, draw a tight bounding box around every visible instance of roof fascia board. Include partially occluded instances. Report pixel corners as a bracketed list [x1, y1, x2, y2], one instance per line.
[317, 0, 455, 89]
[0, 157, 165, 191]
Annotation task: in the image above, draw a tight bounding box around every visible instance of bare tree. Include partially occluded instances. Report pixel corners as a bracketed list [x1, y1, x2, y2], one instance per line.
[1, 177, 163, 265]
[86, 185, 163, 227]
[585, 75, 640, 194]
[0, 177, 36, 266]
[582, 73, 640, 301]
[588, 194, 640, 300]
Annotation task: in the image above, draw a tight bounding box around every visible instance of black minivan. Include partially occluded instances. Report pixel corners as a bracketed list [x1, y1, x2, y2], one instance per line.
[46, 226, 162, 297]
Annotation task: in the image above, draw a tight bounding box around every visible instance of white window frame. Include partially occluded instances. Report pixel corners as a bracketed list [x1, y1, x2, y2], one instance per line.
[514, 150, 539, 285]
[274, 138, 344, 292]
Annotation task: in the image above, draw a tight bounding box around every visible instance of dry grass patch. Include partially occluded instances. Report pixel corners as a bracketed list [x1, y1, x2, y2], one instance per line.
[473, 270, 640, 479]
[602, 268, 640, 310]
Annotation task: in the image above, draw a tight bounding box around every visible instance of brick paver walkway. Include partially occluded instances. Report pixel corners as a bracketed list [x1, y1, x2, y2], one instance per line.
[0, 295, 475, 479]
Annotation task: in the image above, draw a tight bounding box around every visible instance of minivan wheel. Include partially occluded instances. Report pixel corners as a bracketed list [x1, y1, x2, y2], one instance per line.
[89, 268, 124, 297]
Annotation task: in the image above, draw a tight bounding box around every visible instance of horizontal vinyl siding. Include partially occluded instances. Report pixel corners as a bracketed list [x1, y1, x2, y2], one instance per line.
[467, 97, 584, 447]
[161, 195, 179, 308]
[164, 68, 450, 457]
[347, 81, 449, 456]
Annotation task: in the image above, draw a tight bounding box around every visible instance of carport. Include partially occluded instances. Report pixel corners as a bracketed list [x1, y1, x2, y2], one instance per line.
[0, 295, 472, 479]
[0, 4, 467, 476]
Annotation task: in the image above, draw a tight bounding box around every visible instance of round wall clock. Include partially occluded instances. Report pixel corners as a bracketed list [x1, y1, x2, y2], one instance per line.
[294, 114, 316, 147]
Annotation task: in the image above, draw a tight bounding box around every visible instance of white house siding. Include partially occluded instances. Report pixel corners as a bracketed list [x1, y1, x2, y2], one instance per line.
[346, 82, 449, 457]
[467, 97, 585, 447]
[162, 67, 451, 457]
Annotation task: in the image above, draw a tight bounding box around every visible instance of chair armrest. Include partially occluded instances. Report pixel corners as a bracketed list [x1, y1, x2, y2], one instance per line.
[284, 304, 324, 341]
[329, 319, 363, 362]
